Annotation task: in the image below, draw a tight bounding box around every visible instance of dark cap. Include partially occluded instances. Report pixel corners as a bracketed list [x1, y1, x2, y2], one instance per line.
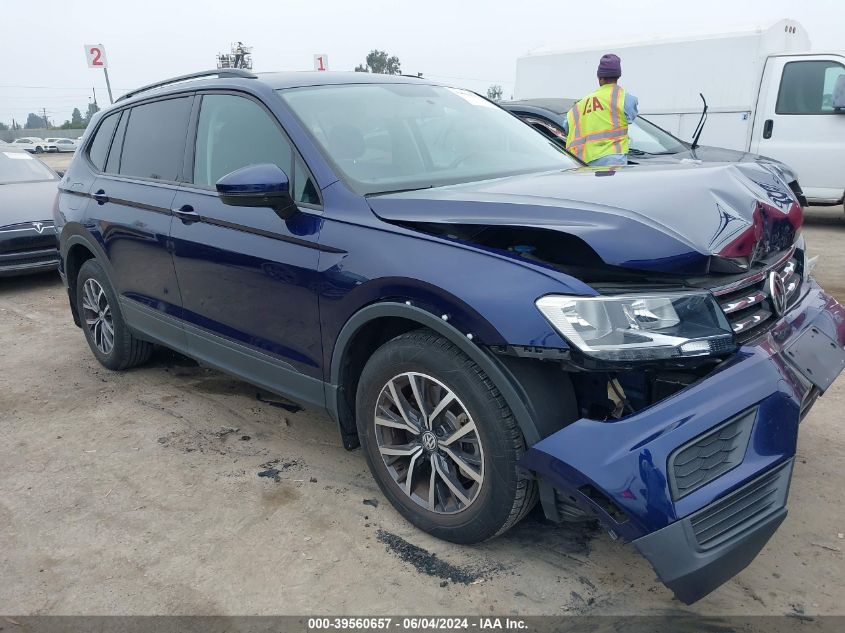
[597, 53, 622, 78]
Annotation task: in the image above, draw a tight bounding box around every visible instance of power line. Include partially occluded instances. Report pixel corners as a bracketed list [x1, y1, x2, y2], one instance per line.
[0, 84, 96, 90]
[424, 73, 515, 85]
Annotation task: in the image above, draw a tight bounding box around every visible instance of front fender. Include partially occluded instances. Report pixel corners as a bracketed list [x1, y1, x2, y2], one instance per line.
[327, 301, 551, 449]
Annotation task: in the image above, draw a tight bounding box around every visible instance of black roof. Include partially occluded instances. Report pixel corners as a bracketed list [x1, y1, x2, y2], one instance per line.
[501, 98, 576, 115]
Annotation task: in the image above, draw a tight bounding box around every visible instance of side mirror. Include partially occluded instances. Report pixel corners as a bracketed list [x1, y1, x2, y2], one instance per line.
[833, 74, 845, 111]
[216, 163, 297, 219]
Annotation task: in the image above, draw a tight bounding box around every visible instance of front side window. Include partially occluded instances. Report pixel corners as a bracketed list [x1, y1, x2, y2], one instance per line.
[119, 97, 192, 181]
[278, 83, 576, 195]
[87, 113, 119, 171]
[777, 60, 845, 114]
[193, 94, 292, 188]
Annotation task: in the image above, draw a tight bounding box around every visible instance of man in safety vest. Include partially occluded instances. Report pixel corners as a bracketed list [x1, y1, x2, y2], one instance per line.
[563, 53, 639, 166]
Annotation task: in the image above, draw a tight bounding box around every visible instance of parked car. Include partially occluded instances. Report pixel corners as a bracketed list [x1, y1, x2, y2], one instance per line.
[10, 137, 47, 154]
[514, 19, 845, 209]
[43, 137, 80, 153]
[502, 98, 808, 205]
[54, 70, 845, 604]
[0, 148, 60, 276]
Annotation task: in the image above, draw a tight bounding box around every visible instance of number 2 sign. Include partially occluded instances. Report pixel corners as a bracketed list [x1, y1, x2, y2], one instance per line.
[84, 44, 108, 69]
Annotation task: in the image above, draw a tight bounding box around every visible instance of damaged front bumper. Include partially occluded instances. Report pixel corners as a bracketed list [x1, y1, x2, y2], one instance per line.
[520, 280, 845, 603]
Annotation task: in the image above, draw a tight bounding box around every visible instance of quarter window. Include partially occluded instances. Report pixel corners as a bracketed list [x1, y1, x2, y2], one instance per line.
[193, 94, 292, 188]
[105, 111, 128, 174]
[87, 113, 119, 171]
[776, 60, 845, 114]
[293, 155, 319, 205]
[119, 97, 192, 181]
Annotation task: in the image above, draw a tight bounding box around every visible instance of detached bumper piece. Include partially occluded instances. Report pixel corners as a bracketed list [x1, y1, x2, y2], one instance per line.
[634, 459, 793, 604]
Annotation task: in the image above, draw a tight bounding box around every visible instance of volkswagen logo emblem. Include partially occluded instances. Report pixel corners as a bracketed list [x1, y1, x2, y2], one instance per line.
[421, 431, 438, 452]
[768, 271, 787, 317]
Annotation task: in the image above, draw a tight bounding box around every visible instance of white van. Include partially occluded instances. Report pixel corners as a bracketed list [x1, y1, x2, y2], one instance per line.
[514, 19, 845, 209]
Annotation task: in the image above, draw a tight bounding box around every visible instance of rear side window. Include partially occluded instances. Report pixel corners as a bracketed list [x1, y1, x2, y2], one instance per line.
[193, 94, 292, 188]
[87, 113, 119, 171]
[119, 97, 192, 181]
[777, 60, 845, 114]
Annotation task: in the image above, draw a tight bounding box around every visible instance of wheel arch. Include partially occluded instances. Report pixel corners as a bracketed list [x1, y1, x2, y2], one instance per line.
[62, 232, 110, 327]
[327, 301, 556, 451]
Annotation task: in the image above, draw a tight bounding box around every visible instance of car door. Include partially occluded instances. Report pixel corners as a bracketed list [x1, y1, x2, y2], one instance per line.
[85, 95, 193, 351]
[169, 91, 325, 404]
[752, 55, 845, 203]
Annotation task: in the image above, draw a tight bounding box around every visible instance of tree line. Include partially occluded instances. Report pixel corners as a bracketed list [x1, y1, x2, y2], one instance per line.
[1, 52, 507, 131]
[0, 102, 100, 132]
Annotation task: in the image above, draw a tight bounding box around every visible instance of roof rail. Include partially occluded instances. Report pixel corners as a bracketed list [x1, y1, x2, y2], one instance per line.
[116, 69, 257, 103]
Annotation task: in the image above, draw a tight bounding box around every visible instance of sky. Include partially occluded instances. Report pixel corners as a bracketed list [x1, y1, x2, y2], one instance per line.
[1, 0, 843, 127]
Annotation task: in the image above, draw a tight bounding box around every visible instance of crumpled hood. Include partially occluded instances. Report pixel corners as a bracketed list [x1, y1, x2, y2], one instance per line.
[0, 179, 59, 227]
[634, 145, 799, 184]
[367, 162, 802, 276]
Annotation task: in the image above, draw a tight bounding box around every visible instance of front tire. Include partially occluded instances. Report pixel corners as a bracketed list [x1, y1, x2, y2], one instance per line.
[356, 330, 536, 543]
[76, 259, 152, 371]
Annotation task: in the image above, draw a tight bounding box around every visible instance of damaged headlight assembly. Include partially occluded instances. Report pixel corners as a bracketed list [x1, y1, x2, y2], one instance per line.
[536, 291, 735, 362]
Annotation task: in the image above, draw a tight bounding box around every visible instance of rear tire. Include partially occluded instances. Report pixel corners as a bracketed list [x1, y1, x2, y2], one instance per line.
[356, 329, 536, 543]
[76, 259, 152, 371]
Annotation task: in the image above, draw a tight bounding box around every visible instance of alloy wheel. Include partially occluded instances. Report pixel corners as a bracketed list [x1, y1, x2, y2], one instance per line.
[373, 372, 484, 514]
[81, 278, 115, 355]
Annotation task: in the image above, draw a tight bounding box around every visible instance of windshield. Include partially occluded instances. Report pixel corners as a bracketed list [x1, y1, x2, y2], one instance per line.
[0, 151, 56, 184]
[628, 117, 687, 155]
[278, 84, 577, 194]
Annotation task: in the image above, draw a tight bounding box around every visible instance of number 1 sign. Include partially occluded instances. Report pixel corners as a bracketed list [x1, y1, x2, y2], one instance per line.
[313, 54, 329, 71]
[84, 44, 108, 68]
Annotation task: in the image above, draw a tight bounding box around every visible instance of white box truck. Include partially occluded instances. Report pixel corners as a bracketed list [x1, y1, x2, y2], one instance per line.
[514, 19, 845, 208]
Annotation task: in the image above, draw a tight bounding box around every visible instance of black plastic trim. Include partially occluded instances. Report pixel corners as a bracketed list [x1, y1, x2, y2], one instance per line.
[328, 302, 544, 448]
[120, 297, 326, 409]
[634, 459, 793, 604]
[667, 407, 756, 500]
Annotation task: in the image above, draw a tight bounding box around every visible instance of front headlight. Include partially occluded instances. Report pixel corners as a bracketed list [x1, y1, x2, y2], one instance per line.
[536, 291, 735, 362]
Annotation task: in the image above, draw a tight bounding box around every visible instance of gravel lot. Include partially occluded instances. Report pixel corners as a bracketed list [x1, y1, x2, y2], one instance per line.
[1, 152, 843, 616]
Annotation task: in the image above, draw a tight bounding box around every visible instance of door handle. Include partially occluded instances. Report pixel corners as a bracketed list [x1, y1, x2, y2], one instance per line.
[763, 119, 774, 139]
[92, 189, 109, 205]
[172, 204, 198, 224]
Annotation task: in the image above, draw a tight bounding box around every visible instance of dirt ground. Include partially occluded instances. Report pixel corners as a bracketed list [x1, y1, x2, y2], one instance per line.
[1, 153, 843, 616]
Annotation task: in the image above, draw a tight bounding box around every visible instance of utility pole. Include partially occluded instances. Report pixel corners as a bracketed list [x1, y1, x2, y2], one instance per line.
[92, 86, 98, 108]
[42, 108, 49, 130]
[103, 67, 114, 104]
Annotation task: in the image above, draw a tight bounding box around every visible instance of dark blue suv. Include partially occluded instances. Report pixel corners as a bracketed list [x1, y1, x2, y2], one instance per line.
[54, 69, 845, 604]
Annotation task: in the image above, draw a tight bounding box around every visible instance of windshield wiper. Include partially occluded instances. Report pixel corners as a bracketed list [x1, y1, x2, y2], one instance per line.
[628, 148, 647, 156]
[366, 185, 434, 197]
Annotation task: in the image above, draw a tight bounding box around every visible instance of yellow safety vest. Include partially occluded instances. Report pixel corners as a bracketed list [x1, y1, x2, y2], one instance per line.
[566, 83, 629, 163]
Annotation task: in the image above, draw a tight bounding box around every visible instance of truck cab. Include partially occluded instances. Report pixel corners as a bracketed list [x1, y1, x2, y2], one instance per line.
[752, 52, 845, 206]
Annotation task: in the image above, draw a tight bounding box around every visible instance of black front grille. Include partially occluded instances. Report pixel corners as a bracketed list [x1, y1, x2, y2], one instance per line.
[668, 409, 756, 500]
[0, 247, 59, 269]
[690, 460, 792, 549]
[714, 251, 802, 344]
